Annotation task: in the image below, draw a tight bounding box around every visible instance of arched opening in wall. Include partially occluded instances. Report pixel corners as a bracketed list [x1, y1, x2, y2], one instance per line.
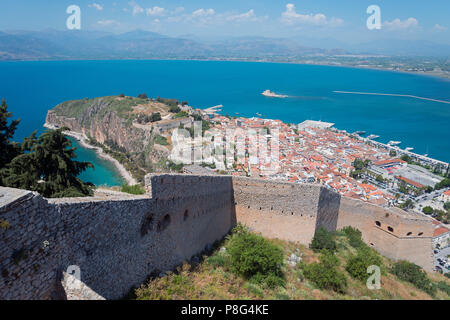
[375, 221, 381, 227]
[248, 205, 250, 209]
[407, 232, 412, 236]
[418, 232, 423, 236]
[140, 213, 154, 237]
[291, 212, 294, 216]
[370, 243, 374, 246]
[184, 210, 189, 221]
[387, 226, 394, 233]
[157, 214, 171, 232]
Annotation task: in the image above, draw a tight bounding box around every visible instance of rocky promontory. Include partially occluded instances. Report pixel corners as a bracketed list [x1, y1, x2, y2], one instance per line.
[45, 95, 188, 183]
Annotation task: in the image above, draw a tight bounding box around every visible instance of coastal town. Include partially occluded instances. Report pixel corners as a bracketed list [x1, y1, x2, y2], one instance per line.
[156, 101, 450, 271]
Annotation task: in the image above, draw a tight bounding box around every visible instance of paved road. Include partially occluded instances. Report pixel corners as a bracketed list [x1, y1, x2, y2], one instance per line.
[434, 246, 450, 274]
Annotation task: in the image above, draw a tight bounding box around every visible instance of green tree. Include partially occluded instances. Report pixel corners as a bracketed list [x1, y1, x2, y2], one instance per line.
[391, 261, 436, 296]
[346, 247, 383, 282]
[0, 99, 21, 168]
[1, 128, 94, 198]
[422, 206, 434, 215]
[227, 227, 285, 287]
[310, 227, 337, 253]
[303, 250, 347, 293]
[150, 112, 162, 122]
[444, 202, 450, 211]
[435, 178, 450, 190]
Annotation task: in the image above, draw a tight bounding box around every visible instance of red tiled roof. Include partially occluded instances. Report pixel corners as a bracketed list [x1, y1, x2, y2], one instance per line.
[434, 227, 450, 237]
[395, 176, 424, 189]
[374, 158, 406, 166]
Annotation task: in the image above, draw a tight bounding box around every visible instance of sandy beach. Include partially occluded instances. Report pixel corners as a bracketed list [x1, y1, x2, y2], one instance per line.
[43, 123, 138, 186]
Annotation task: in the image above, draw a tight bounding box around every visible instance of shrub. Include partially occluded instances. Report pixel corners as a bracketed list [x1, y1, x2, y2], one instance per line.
[435, 281, 450, 296]
[169, 105, 181, 113]
[137, 93, 148, 99]
[341, 226, 365, 249]
[391, 261, 436, 296]
[303, 250, 347, 293]
[119, 93, 125, 98]
[422, 206, 434, 215]
[154, 135, 169, 146]
[227, 228, 285, 287]
[345, 247, 383, 282]
[310, 227, 337, 253]
[121, 184, 145, 195]
[150, 112, 162, 122]
[0, 219, 11, 230]
[444, 202, 450, 210]
[173, 111, 189, 119]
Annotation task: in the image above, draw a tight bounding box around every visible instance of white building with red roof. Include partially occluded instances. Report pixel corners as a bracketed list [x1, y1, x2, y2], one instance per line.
[433, 223, 450, 248]
[442, 190, 450, 203]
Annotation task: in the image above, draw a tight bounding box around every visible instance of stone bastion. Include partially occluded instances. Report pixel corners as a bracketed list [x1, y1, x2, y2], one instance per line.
[0, 174, 434, 300]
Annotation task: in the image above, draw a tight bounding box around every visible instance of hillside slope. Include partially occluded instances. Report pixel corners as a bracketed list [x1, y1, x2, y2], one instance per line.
[46, 95, 177, 183]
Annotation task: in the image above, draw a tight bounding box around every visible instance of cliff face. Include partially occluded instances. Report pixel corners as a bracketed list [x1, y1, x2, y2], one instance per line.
[45, 96, 171, 180]
[46, 97, 151, 153]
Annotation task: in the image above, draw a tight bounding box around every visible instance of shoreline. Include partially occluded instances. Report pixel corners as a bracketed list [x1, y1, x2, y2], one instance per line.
[43, 123, 138, 186]
[3, 57, 449, 82]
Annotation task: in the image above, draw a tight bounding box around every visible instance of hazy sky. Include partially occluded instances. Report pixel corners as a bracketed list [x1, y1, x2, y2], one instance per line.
[1, 0, 449, 43]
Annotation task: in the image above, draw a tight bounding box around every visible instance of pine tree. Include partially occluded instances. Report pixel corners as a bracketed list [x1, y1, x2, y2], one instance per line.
[1, 119, 95, 197]
[0, 99, 21, 167]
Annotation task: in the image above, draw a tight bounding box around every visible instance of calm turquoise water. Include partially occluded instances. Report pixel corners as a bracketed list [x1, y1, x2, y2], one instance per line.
[68, 137, 125, 187]
[1, 60, 449, 185]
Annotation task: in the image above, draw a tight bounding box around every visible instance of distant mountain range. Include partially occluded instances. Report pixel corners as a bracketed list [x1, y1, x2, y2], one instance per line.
[0, 29, 449, 60]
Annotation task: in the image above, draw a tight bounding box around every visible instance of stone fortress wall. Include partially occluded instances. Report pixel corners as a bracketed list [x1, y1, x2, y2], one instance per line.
[0, 174, 433, 300]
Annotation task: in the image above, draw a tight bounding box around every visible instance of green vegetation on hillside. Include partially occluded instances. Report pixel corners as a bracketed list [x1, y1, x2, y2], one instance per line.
[133, 224, 450, 300]
[121, 184, 145, 195]
[0, 99, 93, 198]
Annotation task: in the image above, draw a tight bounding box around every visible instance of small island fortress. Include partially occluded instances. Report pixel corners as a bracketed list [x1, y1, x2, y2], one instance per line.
[0, 174, 433, 300]
[262, 90, 288, 98]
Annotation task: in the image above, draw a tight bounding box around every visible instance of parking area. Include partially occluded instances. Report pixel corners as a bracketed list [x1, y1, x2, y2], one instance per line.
[434, 246, 450, 274]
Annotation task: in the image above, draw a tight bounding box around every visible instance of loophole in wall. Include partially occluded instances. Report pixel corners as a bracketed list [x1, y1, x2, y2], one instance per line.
[157, 214, 171, 232]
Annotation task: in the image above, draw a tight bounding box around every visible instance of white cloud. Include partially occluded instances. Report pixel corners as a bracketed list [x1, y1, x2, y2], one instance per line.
[146, 6, 165, 16]
[383, 17, 419, 30]
[192, 8, 215, 17]
[434, 24, 447, 31]
[89, 3, 103, 11]
[166, 7, 266, 26]
[226, 9, 266, 22]
[128, 1, 144, 16]
[281, 3, 343, 26]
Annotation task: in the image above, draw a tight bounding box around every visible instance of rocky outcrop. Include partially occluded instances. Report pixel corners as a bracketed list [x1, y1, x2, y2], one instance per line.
[45, 97, 171, 180]
[45, 99, 149, 154]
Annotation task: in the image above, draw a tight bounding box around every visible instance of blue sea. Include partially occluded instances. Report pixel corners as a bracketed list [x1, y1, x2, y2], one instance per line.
[1, 60, 449, 186]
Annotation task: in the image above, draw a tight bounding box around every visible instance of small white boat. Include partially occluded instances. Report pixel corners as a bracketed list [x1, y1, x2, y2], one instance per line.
[367, 134, 379, 139]
[405, 147, 414, 152]
[388, 140, 401, 146]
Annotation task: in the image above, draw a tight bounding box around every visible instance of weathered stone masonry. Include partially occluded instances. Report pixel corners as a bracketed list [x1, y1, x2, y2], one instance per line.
[0, 174, 433, 300]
